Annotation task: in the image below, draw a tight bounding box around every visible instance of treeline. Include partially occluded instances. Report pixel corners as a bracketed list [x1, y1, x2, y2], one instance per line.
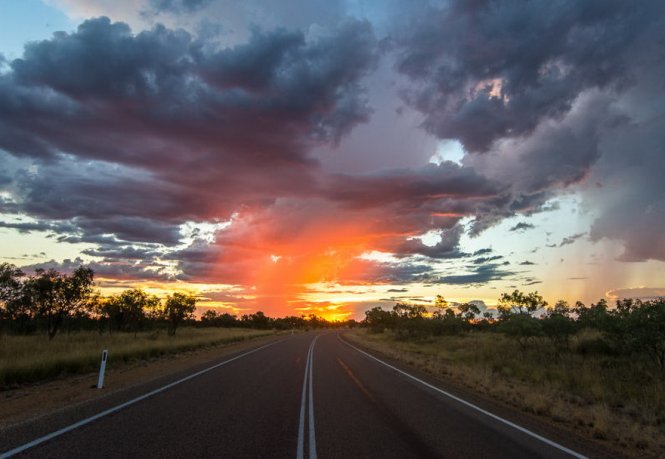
[0, 263, 353, 340]
[364, 290, 665, 371]
[199, 310, 356, 331]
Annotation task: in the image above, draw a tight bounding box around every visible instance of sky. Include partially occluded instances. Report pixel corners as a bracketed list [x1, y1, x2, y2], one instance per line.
[0, 0, 663, 321]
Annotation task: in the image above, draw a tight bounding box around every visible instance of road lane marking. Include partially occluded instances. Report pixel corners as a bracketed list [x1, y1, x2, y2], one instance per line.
[308, 338, 317, 459]
[337, 358, 376, 403]
[0, 338, 287, 459]
[340, 336, 588, 459]
[296, 341, 312, 459]
[297, 335, 319, 459]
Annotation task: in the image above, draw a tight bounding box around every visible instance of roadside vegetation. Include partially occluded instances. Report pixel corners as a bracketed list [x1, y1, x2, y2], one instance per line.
[0, 263, 349, 387]
[351, 292, 665, 456]
[0, 328, 273, 388]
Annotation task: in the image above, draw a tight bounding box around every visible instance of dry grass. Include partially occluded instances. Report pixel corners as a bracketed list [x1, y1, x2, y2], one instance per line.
[0, 328, 275, 388]
[347, 329, 665, 457]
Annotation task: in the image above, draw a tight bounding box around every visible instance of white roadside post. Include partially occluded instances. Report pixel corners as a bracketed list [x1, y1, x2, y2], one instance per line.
[97, 349, 108, 389]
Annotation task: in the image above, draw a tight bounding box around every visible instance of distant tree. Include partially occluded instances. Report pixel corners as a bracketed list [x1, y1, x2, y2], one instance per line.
[393, 303, 427, 319]
[22, 267, 94, 340]
[541, 300, 576, 361]
[364, 306, 393, 333]
[103, 288, 160, 334]
[392, 303, 429, 340]
[626, 299, 665, 371]
[431, 308, 464, 335]
[497, 290, 546, 351]
[200, 310, 219, 326]
[241, 311, 271, 329]
[457, 302, 481, 322]
[605, 298, 665, 370]
[0, 263, 26, 332]
[217, 312, 238, 327]
[162, 292, 197, 336]
[497, 290, 547, 318]
[573, 299, 609, 330]
[434, 295, 448, 310]
[0, 263, 24, 306]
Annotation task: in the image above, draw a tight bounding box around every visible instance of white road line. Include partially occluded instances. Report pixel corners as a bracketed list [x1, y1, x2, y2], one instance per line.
[296, 335, 319, 459]
[0, 338, 286, 459]
[296, 341, 312, 459]
[340, 336, 588, 459]
[307, 336, 318, 459]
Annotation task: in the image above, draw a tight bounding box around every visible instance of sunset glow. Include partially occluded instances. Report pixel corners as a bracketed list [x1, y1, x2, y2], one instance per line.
[0, 0, 663, 319]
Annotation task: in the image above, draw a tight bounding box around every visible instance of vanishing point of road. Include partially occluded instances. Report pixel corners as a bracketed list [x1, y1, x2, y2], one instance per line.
[1, 332, 604, 458]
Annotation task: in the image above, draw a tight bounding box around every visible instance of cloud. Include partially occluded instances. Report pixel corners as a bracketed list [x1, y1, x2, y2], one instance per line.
[148, 0, 213, 14]
[472, 255, 503, 264]
[559, 233, 585, 247]
[393, 0, 665, 259]
[606, 287, 665, 301]
[19, 257, 172, 281]
[437, 263, 515, 285]
[509, 222, 535, 232]
[395, 0, 659, 152]
[1, 2, 663, 315]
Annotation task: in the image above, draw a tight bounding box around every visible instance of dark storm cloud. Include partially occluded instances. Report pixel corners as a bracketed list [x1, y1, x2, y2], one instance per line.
[395, 0, 658, 152]
[394, 0, 665, 260]
[326, 161, 498, 209]
[3, 17, 378, 165]
[0, 16, 379, 247]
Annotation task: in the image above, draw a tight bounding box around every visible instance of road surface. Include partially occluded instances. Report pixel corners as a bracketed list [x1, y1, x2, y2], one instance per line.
[1, 332, 600, 458]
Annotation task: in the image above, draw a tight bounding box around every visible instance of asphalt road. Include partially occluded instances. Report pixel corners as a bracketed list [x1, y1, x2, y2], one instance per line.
[1, 332, 597, 458]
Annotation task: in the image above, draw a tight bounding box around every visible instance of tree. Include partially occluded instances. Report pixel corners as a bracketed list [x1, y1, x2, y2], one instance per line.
[163, 292, 197, 336]
[541, 300, 576, 361]
[574, 299, 609, 330]
[103, 288, 159, 334]
[0, 263, 26, 332]
[497, 290, 547, 318]
[457, 302, 481, 322]
[22, 267, 94, 340]
[364, 306, 393, 333]
[497, 290, 546, 351]
[605, 298, 665, 370]
[392, 303, 429, 339]
[434, 295, 449, 310]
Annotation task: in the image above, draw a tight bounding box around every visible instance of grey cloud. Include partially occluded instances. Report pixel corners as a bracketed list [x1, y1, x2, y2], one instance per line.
[149, 0, 213, 13]
[472, 255, 503, 264]
[559, 233, 585, 247]
[2, 17, 377, 166]
[0, 17, 380, 250]
[19, 257, 172, 281]
[509, 222, 534, 232]
[394, 224, 465, 259]
[437, 263, 515, 285]
[395, 0, 659, 152]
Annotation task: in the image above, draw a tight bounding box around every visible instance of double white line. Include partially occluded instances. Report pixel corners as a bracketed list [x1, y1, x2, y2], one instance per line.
[296, 335, 319, 459]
